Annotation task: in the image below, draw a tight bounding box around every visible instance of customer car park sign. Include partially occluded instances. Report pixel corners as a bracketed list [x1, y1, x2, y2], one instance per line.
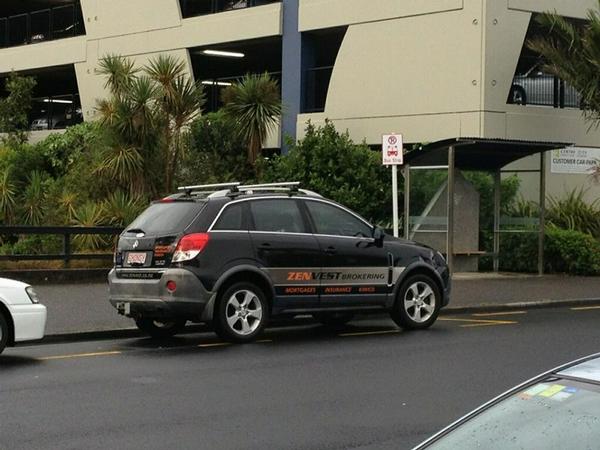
[382, 134, 404, 165]
[551, 147, 600, 174]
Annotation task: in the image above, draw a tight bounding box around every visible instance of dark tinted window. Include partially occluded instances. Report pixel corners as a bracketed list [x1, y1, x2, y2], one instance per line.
[250, 200, 306, 233]
[306, 201, 372, 237]
[125, 202, 205, 236]
[213, 203, 245, 230]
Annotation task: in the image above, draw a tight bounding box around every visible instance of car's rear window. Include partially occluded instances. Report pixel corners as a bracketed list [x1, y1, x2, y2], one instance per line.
[125, 201, 206, 236]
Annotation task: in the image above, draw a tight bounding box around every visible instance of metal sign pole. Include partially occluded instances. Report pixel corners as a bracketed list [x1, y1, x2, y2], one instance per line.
[382, 134, 403, 238]
[392, 165, 399, 237]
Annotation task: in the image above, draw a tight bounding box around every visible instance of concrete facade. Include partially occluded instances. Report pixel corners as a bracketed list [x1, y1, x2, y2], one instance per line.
[1, 0, 599, 197]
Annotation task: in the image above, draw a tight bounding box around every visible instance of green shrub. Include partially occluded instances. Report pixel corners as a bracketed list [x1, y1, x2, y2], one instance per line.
[545, 227, 600, 275]
[498, 227, 600, 275]
[547, 188, 600, 239]
[262, 121, 392, 223]
[6, 235, 62, 255]
[34, 122, 104, 178]
[178, 111, 255, 186]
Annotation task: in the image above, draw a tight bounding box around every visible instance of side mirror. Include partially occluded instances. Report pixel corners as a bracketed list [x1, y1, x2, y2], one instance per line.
[373, 227, 385, 247]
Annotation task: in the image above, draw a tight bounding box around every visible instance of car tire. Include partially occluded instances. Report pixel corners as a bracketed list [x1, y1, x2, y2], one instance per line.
[0, 312, 9, 354]
[391, 274, 441, 330]
[214, 282, 269, 343]
[135, 317, 186, 339]
[509, 85, 527, 105]
[313, 312, 354, 328]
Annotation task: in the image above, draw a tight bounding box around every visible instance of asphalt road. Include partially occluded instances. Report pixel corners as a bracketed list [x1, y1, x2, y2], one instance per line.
[2, 307, 600, 450]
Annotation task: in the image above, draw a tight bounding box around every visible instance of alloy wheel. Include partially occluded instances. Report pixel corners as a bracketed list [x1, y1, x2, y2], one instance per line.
[225, 289, 263, 336]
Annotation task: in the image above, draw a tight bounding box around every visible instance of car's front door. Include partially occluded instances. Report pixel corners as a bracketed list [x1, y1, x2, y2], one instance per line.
[248, 198, 321, 311]
[303, 199, 391, 307]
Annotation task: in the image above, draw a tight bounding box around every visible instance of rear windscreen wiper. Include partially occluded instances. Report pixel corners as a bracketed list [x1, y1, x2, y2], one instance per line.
[126, 228, 146, 235]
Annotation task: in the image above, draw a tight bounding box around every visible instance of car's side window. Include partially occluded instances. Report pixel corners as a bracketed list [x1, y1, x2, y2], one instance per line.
[250, 199, 306, 233]
[213, 203, 245, 231]
[305, 200, 372, 238]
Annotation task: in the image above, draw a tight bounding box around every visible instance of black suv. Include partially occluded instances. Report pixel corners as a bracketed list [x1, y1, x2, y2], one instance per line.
[109, 182, 450, 342]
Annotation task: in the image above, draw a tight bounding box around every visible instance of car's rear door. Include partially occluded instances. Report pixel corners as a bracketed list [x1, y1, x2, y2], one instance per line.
[248, 198, 321, 311]
[302, 199, 390, 308]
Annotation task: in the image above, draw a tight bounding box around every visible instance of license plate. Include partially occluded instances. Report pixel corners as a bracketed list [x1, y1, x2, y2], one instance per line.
[127, 252, 147, 265]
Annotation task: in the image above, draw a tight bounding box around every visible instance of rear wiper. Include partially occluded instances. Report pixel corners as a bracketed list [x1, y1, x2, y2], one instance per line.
[126, 228, 145, 235]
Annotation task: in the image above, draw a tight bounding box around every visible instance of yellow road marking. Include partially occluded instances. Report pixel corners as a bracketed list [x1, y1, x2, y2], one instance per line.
[460, 322, 517, 328]
[339, 329, 400, 337]
[571, 305, 600, 311]
[198, 342, 231, 348]
[439, 317, 517, 327]
[472, 311, 527, 317]
[39, 351, 122, 361]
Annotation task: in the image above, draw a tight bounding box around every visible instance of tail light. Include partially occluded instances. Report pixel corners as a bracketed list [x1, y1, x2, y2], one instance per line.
[172, 233, 210, 263]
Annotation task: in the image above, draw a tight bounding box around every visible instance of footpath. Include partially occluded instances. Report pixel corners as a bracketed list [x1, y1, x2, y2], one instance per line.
[4, 271, 600, 339]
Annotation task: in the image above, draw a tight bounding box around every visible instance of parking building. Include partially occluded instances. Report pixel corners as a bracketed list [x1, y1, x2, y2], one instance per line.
[1, 0, 599, 199]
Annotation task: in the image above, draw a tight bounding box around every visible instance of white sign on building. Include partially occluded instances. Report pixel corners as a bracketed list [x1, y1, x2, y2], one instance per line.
[551, 147, 600, 174]
[382, 134, 404, 165]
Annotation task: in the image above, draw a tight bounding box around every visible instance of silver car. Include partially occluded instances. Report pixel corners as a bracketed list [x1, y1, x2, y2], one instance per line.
[414, 353, 600, 449]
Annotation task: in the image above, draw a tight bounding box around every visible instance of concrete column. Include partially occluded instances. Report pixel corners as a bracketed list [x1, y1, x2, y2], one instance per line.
[280, 0, 301, 153]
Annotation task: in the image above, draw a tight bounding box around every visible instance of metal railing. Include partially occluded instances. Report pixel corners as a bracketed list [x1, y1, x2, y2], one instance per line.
[303, 66, 334, 113]
[0, 3, 84, 49]
[0, 226, 123, 267]
[181, 0, 280, 18]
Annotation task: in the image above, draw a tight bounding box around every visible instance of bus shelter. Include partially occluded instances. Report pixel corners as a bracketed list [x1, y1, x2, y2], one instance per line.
[402, 138, 571, 275]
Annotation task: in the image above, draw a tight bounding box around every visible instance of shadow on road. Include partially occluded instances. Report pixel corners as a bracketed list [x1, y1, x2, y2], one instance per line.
[0, 355, 42, 368]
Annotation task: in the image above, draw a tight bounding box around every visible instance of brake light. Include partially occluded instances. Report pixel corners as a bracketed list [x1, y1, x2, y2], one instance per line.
[172, 233, 210, 263]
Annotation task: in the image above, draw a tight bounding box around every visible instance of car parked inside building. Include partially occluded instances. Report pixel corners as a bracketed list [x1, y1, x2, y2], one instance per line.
[108, 182, 450, 342]
[0, 278, 47, 354]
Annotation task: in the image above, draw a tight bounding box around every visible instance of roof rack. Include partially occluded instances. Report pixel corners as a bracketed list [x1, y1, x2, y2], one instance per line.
[238, 182, 300, 191]
[177, 182, 240, 195]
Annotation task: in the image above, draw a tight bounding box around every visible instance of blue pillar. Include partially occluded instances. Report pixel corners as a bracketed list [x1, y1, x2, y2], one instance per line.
[281, 0, 301, 153]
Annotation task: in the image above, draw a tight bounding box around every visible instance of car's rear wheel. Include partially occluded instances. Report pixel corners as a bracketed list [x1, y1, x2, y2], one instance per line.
[214, 282, 269, 343]
[0, 312, 9, 354]
[135, 317, 186, 339]
[313, 312, 354, 328]
[391, 274, 441, 330]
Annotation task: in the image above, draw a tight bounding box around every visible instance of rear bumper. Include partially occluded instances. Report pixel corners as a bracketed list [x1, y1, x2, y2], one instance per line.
[11, 304, 47, 343]
[108, 268, 213, 320]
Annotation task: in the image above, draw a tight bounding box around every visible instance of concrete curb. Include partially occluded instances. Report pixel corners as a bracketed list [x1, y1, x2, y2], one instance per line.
[32, 297, 600, 346]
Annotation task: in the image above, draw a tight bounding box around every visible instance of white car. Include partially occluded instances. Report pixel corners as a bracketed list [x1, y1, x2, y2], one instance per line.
[0, 278, 47, 354]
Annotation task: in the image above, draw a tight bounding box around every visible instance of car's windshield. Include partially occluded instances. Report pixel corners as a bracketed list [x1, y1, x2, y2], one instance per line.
[425, 377, 600, 450]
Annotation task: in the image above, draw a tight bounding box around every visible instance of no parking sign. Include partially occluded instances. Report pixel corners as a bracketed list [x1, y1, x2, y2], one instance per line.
[382, 134, 403, 165]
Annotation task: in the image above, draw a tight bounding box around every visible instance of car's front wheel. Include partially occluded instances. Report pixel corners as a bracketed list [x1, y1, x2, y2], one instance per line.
[0, 312, 9, 354]
[391, 274, 441, 330]
[135, 317, 186, 339]
[215, 282, 269, 343]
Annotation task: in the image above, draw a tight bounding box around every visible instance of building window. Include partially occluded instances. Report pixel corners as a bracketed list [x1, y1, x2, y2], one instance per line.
[191, 37, 282, 113]
[301, 28, 346, 113]
[0, 65, 83, 131]
[508, 15, 582, 109]
[180, 0, 280, 18]
[0, 1, 85, 49]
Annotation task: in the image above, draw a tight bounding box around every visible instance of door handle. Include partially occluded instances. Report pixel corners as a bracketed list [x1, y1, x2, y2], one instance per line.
[324, 246, 337, 255]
